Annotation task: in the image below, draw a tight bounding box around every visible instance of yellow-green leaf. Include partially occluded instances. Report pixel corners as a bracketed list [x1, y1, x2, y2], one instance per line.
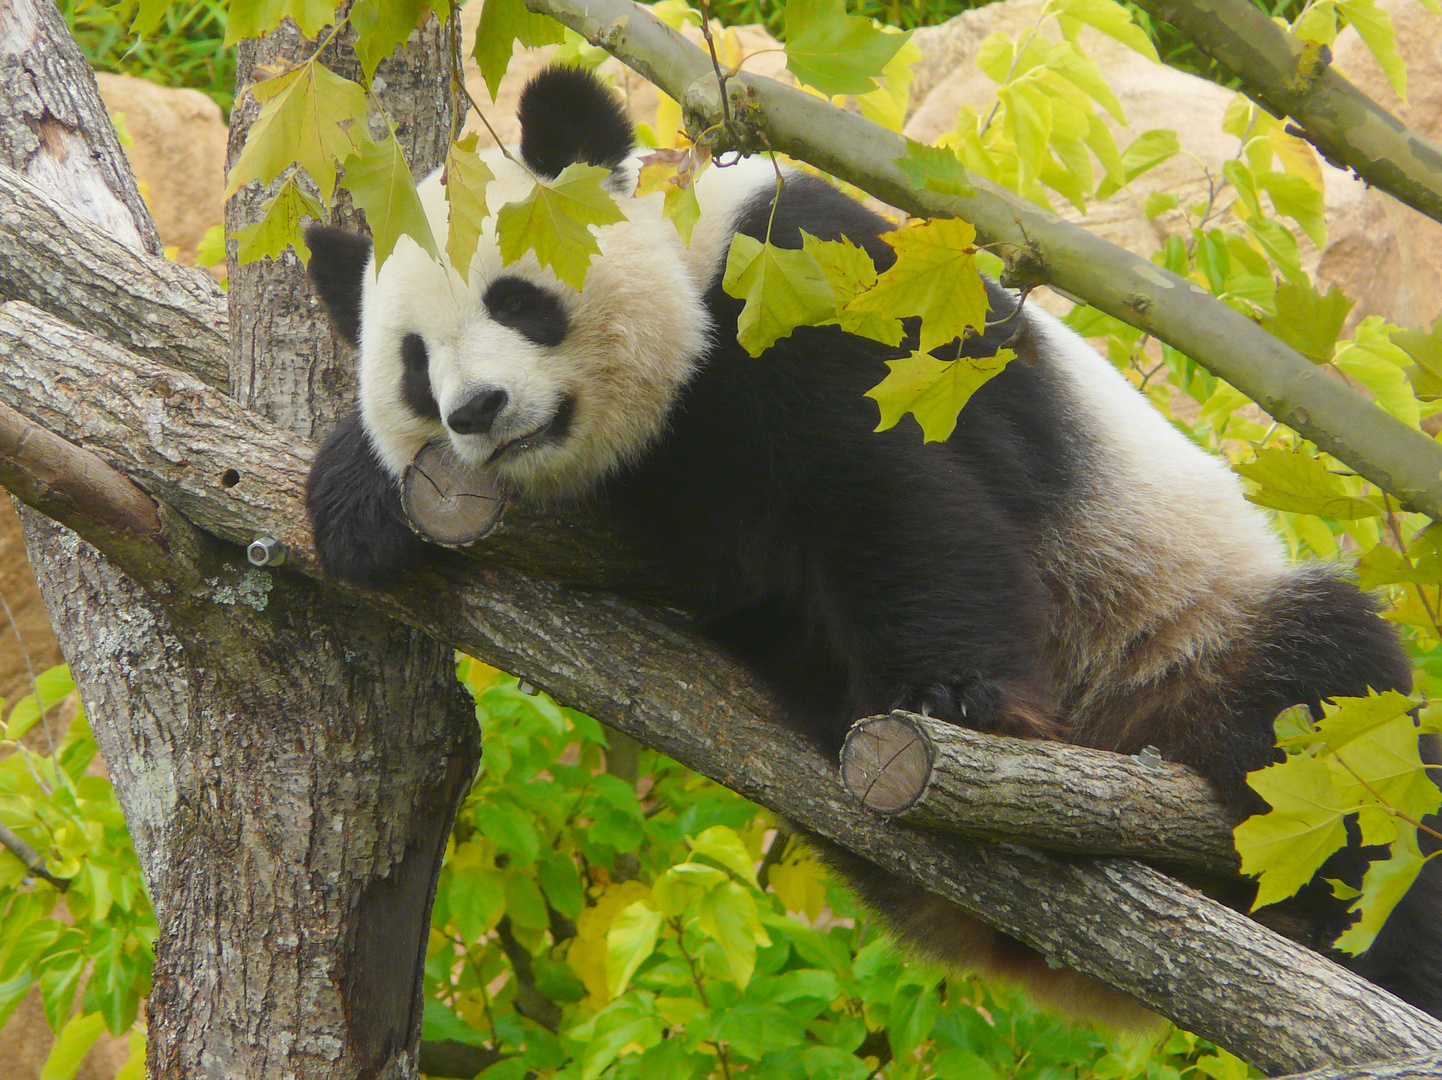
[340, 133, 439, 268]
[443, 134, 495, 284]
[696, 880, 768, 988]
[636, 144, 710, 245]
[1309, 690, 1419, 752]
[867, 349, 1016, 442]
[651, 862, 726, 917]
[1293, 0, 1339, 43]
[1335, 315, 1421, 429]
[224, 0, 335, 44]
[999, 80, 1051, 191]
[722, 234, 837, 357]
[226, 62, 369, 203]
[1261, 280, 1353, 362]
[495, 162, 625, 290]
[893, 141, 973, 198]
[40, 1012, 107, 1080]
[688, 826, 759, 887]
[1233, 448, 1383, 519]
[847, 218, 988, 354]
[1337, 0, 1406, 99]
[1257, 170, 1325, 248]
[1395, 317, 1442, 400]
[233, 174, 325, 267]
[473, 0, 566, 100]
[1335, 829, 1429, 954]
[1332, 714, 1442, 847]
[1045, 40, 1125, 123]
[351, 0, 429, 82]
[130, 0, 171, 37]
[1052, 0, 1158, 60]
[783, 0, 911, 96]
[1236, 752, 1351, 909]
[605, 901, 663, 997]
[1095, 128, 1178, 200]
[801, 231, 903, 346]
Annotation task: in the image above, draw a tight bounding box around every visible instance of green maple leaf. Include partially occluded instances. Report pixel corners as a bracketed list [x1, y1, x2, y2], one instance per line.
[226, 62, 369, 203]
[1331, 714, 1441, 847]
[846, 218, 988, 354]
[722, 235, 837, 357]
[340, 133, 439, 268]
[1335, 829, 1429, 955]
[1394, 317, 1442, 400]
[233, 173, 326, 266]
[1232, 447, 1383, 520]
[1235, 752, 1351, 909]
[495, 163, 625, 290]
[350, 0, 428, 83]
[893, 141, 973, 198]
[783, 0, 911, 96]
[1334, 315, 1421, 429]
[800, 231, 902, 346]
[225, 0, 336, 45]
[443, 134, 495, 284]
[473, 0, 566, 100]
[867, 348, 1015, 442]
[1260, 280, 1353, 363]
[1308, 691, 1419, 752]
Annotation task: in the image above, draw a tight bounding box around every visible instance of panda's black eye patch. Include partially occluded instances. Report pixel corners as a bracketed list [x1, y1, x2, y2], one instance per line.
[398, 332, 439, 420]
[483, 277, 569, 347]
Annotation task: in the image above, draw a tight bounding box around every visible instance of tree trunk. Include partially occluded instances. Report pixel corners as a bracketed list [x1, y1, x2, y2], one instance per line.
[0, 2, 481, 1076]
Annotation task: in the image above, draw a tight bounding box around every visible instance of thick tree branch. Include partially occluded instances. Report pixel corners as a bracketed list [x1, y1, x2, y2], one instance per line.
[841, 713, 1241, 878]
[524, 0, 1442, 523]
[0, 297, 1439, 1072]
[1278, 1054, 1442, 1080]
[1127, 0, 1442, 227]
[0, 165, 229, 390]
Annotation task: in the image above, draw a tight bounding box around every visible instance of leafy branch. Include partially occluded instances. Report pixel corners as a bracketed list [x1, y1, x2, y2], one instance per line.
[524, 0, 1442, 522]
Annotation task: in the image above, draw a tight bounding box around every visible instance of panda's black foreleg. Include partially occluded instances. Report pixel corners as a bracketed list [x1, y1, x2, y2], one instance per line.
[306, 409, 426, 587]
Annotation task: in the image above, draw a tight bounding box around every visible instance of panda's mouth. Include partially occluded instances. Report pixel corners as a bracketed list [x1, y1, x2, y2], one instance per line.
[485, 394, 575, 464]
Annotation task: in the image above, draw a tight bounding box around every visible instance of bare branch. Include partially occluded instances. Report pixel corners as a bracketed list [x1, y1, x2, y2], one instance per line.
[522, 0, 1442, 522]
[0, 820, 67, 891]
[0, 167, 229, 390]
[1, 300, 1440, 1072]
[1277, 1054, 1442, 1080]
[1128, 0, 1442, 227]
[841, 713, 1241, 878]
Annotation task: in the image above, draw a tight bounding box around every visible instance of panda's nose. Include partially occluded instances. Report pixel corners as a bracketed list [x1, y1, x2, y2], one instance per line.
[447, 388, 509, 435]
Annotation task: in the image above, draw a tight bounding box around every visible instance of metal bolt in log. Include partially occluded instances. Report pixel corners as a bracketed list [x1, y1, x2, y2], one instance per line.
[840, 712, 1245, 879]
[402, 439, 506, 546]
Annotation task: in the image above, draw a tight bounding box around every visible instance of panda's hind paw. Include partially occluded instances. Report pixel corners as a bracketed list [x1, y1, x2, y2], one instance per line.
[891, 677, 1059, 740]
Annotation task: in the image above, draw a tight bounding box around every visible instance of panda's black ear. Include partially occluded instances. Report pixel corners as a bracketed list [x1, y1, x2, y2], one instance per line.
[305, 225, 372, 347]
[517, 65, 634, 178]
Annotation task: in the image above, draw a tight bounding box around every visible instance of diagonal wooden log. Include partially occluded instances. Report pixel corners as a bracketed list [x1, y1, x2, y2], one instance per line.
[0, 292, 1439, 1073]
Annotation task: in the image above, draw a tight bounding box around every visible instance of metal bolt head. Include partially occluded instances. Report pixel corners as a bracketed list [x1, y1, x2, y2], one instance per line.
[516, 680, 539, 696]
[247, 535, 286, 568]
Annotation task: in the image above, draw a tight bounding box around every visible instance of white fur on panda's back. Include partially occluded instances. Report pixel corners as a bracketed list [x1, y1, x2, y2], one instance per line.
[1025, 309, 1290, 738]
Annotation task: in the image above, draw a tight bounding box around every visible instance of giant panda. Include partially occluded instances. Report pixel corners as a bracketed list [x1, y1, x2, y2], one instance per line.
[303, 64, 1442, 1021]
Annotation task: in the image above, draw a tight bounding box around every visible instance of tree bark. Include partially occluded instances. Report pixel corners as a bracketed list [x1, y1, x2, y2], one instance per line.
[0, 2, 482, 1076]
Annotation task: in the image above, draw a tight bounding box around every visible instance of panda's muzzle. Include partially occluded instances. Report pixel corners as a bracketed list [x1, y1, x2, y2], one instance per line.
[447, 387, 509, 436]
[485, 393, 575, 464]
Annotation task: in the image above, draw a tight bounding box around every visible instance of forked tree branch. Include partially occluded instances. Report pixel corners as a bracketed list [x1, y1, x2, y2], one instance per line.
[0, 285, 1439, 1071]
[523, 0, 1442, 523]
[1127, 0, 1442, 227]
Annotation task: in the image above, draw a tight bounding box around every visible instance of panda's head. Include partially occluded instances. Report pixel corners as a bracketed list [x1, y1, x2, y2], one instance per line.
[306, 65, 708, 502]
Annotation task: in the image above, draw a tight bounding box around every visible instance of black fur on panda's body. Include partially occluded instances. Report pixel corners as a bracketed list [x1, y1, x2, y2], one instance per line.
[304, 65, 1442, 1022]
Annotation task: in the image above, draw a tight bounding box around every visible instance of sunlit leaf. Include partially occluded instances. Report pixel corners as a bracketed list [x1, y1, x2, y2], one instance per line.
[473, 0, 566, 100]
[224, 0, 335, 44]
[1052, 0, 1158, 60]
[350, 0, 428, 82]
[722, 234, 837, 357]
[233, 173, 325, 266]
[688, 826, 760, 887]
[1261, 280, 1353, 362]
[894, 141, 973, 197]
[39, 1011, 107, 1080]
[1257, 170, 1325, 248]
[1334, 315, 1421, 429]
[783, 0, 911, 96]
[867, 348, 1016, 442]
[1236, 752, 1350, 909]
[443, 134, 495, 283]
[697, 880, 768, 987]
[606, 901, 663, 996]
[846, 218, 988, 353]
[801, 231, 903, 346]
[495, 163, 625, 289]
[226, 62, 369, 203]
[340, 133, 439, 268]
[1335, 830, 1429, 954]
[1233, 448, 1383, 519]
[1337, 0, 1406, 99]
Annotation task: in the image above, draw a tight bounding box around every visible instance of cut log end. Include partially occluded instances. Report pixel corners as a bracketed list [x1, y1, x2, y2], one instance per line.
[401, 440, 506, 547]
[840, 713, 935, 813]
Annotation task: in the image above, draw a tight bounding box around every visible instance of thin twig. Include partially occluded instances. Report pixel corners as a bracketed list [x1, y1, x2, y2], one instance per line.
[0, 821, 67, 891]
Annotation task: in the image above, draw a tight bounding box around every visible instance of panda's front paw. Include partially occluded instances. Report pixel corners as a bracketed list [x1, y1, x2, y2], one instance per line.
[307, 410, 426, 587]
[892, 676, 1057, 739]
